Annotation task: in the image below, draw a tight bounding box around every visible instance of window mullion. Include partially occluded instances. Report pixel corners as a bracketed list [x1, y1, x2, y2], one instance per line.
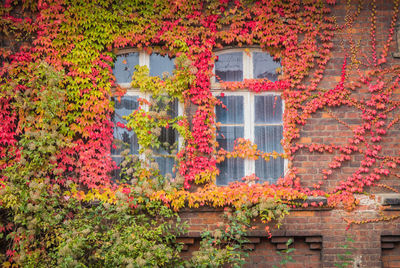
[247, 92, 255, 174]
[139, 52, 149, 67]
[136, 52, 149, 162]
[243, 51, 252, 79]
[244, 92, 254, 176]
[177, 102, 184, 151]
[139, 92, 148, 162]
[282, 98, 288, 178]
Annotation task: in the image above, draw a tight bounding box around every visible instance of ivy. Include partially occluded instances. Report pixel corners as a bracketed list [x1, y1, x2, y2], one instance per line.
[1, 0, 400, 266]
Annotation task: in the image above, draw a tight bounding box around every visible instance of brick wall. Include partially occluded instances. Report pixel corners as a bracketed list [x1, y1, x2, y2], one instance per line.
[382, 235, 400, 268]
[178, 206, 400, 267]
[295, 0, 400, 192]
[180, 0, 400, 267]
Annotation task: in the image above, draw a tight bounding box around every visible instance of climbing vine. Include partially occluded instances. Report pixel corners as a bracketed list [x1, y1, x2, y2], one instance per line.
[1, 0, 400, 266]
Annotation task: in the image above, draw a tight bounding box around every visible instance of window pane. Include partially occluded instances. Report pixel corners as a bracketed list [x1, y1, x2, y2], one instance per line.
[153, 99, 178, 155]
[254, 95, 283, 124]
[111, 156, 124, 181]
[217, 159, 245, 185]
[152, 98, 178, 176]
[255, 125, 283, 153]
[217, 126, 244, 151]
[112, 96, 139, 155]
[155, 157, 175, 177]
[149, 53, 175, 78]
[216, 95, 245, 185]
[216, 96, 244, 124]
[157, 128, 176, 153]
[154, 97, 178, 118]
[253, 52, 280, 81]
[113, 52, 139, 84]
[255, 158, 284, 184]
[215, 52, 243, 82]
[216, 126, 244, 185]
[254, 125, 284, 183]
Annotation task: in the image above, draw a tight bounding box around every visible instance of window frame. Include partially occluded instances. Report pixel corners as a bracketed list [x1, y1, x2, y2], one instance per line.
[112, 49, 183, 176]
[212, 48, 287, 184]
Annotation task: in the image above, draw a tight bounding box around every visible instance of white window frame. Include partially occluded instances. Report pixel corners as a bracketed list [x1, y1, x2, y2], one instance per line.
[112, 49, 183, 172]
[213, 48, 287, 183]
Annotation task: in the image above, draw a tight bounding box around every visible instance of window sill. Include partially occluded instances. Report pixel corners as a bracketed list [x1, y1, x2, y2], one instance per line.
[378, 193, 400, 210]
[178, 196, 330, 213]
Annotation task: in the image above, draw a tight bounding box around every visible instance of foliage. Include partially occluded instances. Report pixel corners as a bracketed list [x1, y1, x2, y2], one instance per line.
[0, 63, 184, 267]
[1, 182, 187, 267]
[0, 0, 400, 266]
[334, 236, 355, 268]
[189, 208, 250, 268]
[53, 200, 186, 268]
[272, 239, 296, 268]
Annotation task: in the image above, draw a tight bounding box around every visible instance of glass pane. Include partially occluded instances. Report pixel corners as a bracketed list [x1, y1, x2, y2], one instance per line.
[155, 157, 175, 177]
[153, 99, 178, 155]
[215, 52, 243, 81]
[217, 126, 244, 151]
[217, 158, 245, 185]
[154, 97, 178, 117]
[157, 128, 177, 153]
[111, 156, 123, 182]
[113, 52, 139, 83]
[253, 52, 280, 81]
[254, 95, 283, 124]
[216, 96, 244, 124]
[216, 126, 244, 185]
[255, 158, 284, 184]
[254, 125, 283, 152]
[112, 96, 139, 155]
[149, 53, 175, 78]
[254, 125, 284, 183]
